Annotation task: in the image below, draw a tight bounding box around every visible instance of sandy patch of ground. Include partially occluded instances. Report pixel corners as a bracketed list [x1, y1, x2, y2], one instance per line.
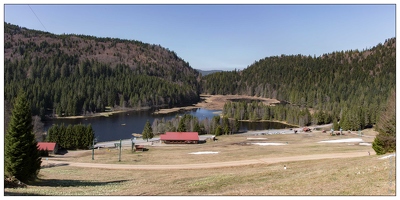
[249, 142, 287, 146]
[247, 138, 268, 140]
[197, 94, 280, 110]
[154, 94, 280, 114]
[318, 138, 364, 143]
[188, 151, 219, 155]
[152, 106, 199, 114]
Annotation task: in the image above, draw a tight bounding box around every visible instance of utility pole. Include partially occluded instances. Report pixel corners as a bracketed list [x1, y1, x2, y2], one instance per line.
[92, 139, 95, 160]
[118, 139, 122, 162]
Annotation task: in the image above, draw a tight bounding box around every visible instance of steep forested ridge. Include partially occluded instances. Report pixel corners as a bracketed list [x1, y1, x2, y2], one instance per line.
[202, 38, 396, 130]
[4, 23, 201, 117]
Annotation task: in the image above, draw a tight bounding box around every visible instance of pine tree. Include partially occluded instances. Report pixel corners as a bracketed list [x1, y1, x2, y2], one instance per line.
[5, 90, 42, 182]
[333, 118, 340, 131]
[177, 118, 187, 132]
[373, 89, 396, 155]
[222, 117, 230, 135]
[193, 121, 201, 134]
[86, 124, 95, 148]
[215, 125, 223, 136]
[142, 120, 154, 142]
[234, 118, 240, 133]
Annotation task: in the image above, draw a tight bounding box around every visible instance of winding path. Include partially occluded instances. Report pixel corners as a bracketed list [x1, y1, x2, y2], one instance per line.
[43, 151, 374, 170]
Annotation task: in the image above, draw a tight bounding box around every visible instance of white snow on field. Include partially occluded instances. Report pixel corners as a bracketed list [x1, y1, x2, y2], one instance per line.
[249, 142, 287, 146]
[379, 153, 396, 160]
[359, 143, 372, 146]
[189, 151, 219, 155]
[318, 138, 364, 143]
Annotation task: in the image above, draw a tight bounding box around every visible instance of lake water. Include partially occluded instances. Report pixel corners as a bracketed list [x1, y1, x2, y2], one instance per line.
[43, 108, 296, 142]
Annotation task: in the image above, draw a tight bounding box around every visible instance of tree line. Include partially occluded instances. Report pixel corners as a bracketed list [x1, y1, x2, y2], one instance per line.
[222, 101, 313, 127]
[202, 38, 395, 130]
[46, 124, 95, 150]
[149, 114, 240, 136]
[222, 100, 379, 131]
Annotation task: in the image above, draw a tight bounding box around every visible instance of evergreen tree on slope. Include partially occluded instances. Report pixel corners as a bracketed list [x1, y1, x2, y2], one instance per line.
[372, 89, 396, 155]
[5, 90, 42, 182]
[142, 120, 154, 142]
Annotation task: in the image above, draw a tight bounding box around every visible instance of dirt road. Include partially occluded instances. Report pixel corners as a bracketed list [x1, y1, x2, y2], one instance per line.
[43, 151, 374, 170]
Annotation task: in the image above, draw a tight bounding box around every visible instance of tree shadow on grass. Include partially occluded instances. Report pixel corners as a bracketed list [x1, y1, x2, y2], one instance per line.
[41, 163, 69, 169]
[4, 191, 43, 196]
[31, 178, 129, 187]
[4, 179, 129, 196]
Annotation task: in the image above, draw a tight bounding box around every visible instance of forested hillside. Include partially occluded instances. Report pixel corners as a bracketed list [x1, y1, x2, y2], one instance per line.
[4, 23, 201, 117]
[202, 38, 396, 130]
[4, 22, 395, 130]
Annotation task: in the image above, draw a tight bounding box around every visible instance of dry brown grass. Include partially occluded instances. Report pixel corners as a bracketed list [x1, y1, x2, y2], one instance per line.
[50, 131, 376, 165]
[4, 130, 396, 196]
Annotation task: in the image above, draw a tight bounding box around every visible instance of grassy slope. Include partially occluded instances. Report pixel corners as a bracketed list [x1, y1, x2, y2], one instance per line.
[4, 129, 396, 196]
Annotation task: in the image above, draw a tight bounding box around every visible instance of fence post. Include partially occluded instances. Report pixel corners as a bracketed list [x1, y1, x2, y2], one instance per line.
[92, 139, 95, 160]
[118, 139, 122, 162]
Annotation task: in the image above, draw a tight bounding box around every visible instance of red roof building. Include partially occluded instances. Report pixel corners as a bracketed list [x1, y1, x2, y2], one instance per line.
[159, 132, 199, 144]
[37, 142, 59, 154]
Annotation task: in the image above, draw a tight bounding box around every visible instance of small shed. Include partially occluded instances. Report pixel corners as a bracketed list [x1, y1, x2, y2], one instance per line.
[159, 132, 199, 144]
[37, 142, 59, 154]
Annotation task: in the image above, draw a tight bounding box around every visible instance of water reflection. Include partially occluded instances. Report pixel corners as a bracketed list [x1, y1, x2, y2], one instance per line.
[43, 108, 295, 142]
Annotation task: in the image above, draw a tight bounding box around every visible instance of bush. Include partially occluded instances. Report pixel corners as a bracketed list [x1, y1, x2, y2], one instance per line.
[372, 137, 386, 155]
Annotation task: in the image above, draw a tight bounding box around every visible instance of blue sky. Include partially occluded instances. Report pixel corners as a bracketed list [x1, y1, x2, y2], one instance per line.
[3, 3, 396, 71]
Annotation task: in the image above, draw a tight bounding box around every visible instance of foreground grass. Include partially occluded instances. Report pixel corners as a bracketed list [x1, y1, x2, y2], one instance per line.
[4, 129, 396, 196]
[5, 155, 395, 195]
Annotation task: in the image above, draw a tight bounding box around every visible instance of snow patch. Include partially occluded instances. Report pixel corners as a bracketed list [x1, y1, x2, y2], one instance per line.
[318, 138, 364, 143]
[359, 143, 372, 146]
[379, 153, 396, 160]
[249, 142, 287, 146]
[189, 151, 219, 155]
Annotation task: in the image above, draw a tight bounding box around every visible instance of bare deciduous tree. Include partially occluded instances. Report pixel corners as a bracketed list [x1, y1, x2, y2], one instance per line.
[32, 115, 45, 142]
[4, 100, 12, 134]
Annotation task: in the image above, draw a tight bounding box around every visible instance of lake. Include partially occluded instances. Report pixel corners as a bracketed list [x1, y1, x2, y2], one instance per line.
[43, 108, 296, 142]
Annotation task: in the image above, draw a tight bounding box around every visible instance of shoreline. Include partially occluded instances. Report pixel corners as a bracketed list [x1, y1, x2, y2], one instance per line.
[151, 105, 200, 115]
[238, 119, 300, 128]
[153, 94, 280, 115]
[47, 94, 281, 119]
[48, 106, 151, 119]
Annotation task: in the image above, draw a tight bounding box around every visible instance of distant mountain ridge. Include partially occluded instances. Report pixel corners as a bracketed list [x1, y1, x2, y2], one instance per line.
[196, 69, 223, 76]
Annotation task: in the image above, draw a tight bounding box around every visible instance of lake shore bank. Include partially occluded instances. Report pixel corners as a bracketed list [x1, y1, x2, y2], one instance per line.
[153, 94, 280, 114]
[48, 94, 280, 119]
[49, 106, 151, 119]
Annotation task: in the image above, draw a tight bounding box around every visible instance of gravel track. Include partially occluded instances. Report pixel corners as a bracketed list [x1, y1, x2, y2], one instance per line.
[43, 151, 374, 170]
